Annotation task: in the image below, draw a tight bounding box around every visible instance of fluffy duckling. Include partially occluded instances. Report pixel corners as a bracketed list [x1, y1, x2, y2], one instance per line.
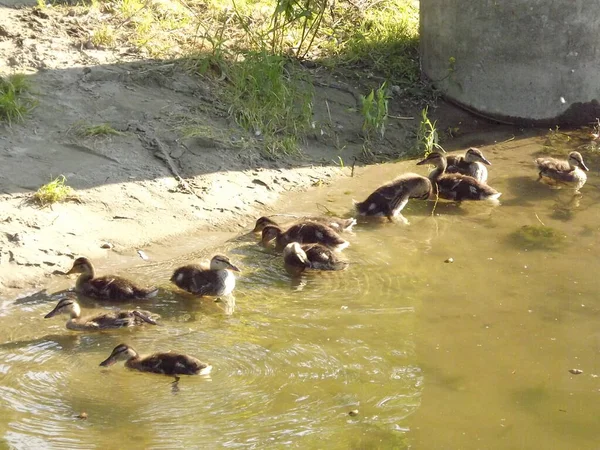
[535, 151, 589, 191]
[252, 215, 356, 234]
[353, 173, 432, 222]
[66, 257, 158, 301]
[446, 147, 492, 183]
[99, 343, 212, 376]
[261, 222, 349, 251]
[283, 242, 349, 275]
[417, 152, 502, 202]
[44, 296, 158, 331]
[171, 255, 240, 297]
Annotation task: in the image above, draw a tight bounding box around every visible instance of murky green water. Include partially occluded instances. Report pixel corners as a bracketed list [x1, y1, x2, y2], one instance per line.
[1, 135, 600, 449]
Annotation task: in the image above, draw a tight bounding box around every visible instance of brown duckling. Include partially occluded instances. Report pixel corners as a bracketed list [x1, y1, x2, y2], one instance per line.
[283, 242, 348, 276]
[99, 343, 212, 376]
[65, 257, 158, 301]
[446, 147, 492, 183]
[417, 152, 502, 202]
[252, 215, 356, 234]
[171, 254, 240, 297]
[261, 222, 349, 251]
[44, 296, 158, 331]
[535, 151, 589, 191]
[353, 173, 432, 223]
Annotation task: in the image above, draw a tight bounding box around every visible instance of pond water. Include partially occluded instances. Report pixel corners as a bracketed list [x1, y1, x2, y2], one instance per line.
[1, 133, 599, 449]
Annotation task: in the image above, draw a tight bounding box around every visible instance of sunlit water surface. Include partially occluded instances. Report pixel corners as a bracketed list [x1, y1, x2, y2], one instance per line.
[1, 136, 599, 449]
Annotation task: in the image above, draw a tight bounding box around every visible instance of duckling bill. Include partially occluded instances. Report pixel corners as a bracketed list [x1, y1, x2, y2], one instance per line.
[65, 257, 158, 301]
[99, 343, 212, 376]
[171, 254, 240, 297]
[44, 296, 158, 331]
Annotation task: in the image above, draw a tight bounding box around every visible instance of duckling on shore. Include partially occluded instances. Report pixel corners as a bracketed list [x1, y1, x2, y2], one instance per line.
[44, 296, 158, 331]
[252, 215, 356, 234]
[446, 147, 492, 183]
[261, 222, 349, 251]
[535, 151, 589, 191]
[65, 257, 158, 301]
[417, 152, 502, 202]
[171, 255, 240, 297]
[353, 173, 432, 223]
[283, 242, 349, 275]
[99, 343, 212, 376]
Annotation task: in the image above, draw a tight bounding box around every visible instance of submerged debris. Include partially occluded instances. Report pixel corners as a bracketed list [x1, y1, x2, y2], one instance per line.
[77, 412, 88, 420]
[444, 257, 454, 263]
[348, 409, 359, 417]
[569, 369, 583, 375]
[509, 225, 566, 250]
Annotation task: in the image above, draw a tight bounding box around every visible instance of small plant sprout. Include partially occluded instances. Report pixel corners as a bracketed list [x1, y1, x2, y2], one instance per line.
[0, 74, 37, 125]
[415, 106, 444, 157]
[76, 123, 123, 137]
[361, 82, 389, 141]
[33, 176, 78, 207]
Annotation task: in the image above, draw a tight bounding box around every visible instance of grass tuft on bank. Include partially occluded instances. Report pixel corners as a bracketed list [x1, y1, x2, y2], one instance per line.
[0, 74, 37, 125]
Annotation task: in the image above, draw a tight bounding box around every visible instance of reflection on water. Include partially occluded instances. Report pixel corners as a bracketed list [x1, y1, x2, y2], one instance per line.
[1, 135, 600, 449]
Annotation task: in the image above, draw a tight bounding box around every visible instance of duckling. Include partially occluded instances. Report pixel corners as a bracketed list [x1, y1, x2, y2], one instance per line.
[261, 222, 349, 251]
[446, 147, 492, 183]
[417, 152, 502, 202]
[44, 296, 158, 331]
[99, 343, 212, 376]
[65, 257, 158, 301]
[283, 242, 349, 275]
[252, 215, 356, 234]
[535, 151, 589, 191]
[353, 173, 432, 223]
[171, 254, 240, 297]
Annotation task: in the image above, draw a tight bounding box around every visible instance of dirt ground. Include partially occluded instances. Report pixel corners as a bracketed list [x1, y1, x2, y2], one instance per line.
[0, 2, 510, 299]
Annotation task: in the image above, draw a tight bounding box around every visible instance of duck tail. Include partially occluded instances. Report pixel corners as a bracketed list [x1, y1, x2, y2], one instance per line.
[343, 218, 357, 231]
[137, 286, 159, 299]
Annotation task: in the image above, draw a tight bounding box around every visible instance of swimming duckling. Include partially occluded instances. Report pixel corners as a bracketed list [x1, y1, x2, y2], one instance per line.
[252, 215, 356, 234]
[99, 343, 212, 376]
[171, 255, 240, 297]
[283, 242, 349, 275]
[446, 147, 492, 183]
[261, 222, 349, 251]
[353, 173, 432, 223]
[417, 152, 502, 202]
[44, 296, 158, 331]
[65, 257, 158, 301]
[535, 151, 589, 191]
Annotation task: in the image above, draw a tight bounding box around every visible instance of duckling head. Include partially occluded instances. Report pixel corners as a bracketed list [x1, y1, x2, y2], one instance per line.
[568, 151, 589, 171]
[261, 225, 281, 247]
[66, 257, 94, 275]
[44, 296, 81, 319]
[99, 343, 138, 367]
[416, 152, 446, 169]
[210, 255, 241, 272]
[465, 148, 491, 165]
[252, 216, 278, 233]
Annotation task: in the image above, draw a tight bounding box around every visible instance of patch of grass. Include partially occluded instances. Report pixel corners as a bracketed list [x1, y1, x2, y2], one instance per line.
[413, 106, 444, 157]
[509, 225, 566, 250]
[360, 81, 389, 141]
[91, 24, 116, 47]
[32, 176, 78, 207]
[0, 74, 37, 125]
[76, 123, 123, 137]
[225, 51, 313, 156]
[319, 0, 420, 84]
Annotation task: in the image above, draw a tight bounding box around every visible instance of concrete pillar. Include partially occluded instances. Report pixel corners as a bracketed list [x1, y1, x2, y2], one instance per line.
[419, 0, 600, 125]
